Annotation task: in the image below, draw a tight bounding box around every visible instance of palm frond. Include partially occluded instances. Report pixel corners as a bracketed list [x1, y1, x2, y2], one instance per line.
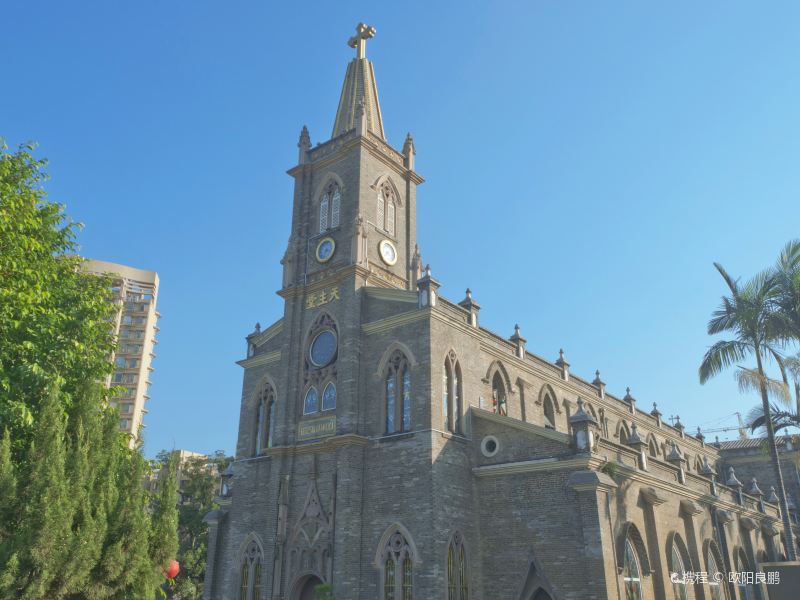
[734, 367, 792, 405]
[714, 263, 740, 298]
[699, 340, 751, 384]
[777, 239, 800, 272]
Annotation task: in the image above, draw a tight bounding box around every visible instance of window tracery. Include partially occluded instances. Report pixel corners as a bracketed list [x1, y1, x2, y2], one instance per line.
[386, 351, 411, 434]
[447, 532, 469, 600]
[303, 313, 338, 417]
[254, 381, 276, 454]
[319, 182, 341, 233]
[380, 528, 414, 600]
[376, 181, 397, 235]
[238, 539, 263, 600]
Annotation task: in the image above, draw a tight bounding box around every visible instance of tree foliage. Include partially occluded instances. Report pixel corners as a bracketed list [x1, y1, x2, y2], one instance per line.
[165, 451, 231, 600]
[0, 141, 178, 599]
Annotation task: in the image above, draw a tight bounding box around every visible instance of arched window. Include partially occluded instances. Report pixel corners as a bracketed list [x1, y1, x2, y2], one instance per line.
[735, 549, 755, 600]
[543, 395, 556, 430]
[319, 194, 329, 232]
[254, 401, 265, 455]
[443, 362, 450, 431]
[622, 538, 643, 600]
[492, 371, 507, 416]
[377, 181, 397, 234]
[331, 187, 341, 228]
[443, 352, 463, 433]
[304, 387, 319, 415]
[447, 533, 469, 600]
[254, 382, 276, 454]
[380, 528, 414, 600]
[238, 539, 263, 600]
[319, 182, 341, 233]
[322, 382, 337, 411]
[669, 542, 688, 600]
[648, 437, 659, 458]
[706, 545, 725, 600]
[386, 351, 411, 434]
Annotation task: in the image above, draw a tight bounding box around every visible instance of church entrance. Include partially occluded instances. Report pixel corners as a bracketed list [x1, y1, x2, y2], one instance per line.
[295, 575, 323, 600]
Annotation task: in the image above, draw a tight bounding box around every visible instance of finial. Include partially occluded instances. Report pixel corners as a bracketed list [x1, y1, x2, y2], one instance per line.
[726, 466, 742, 488]
[514, 324, 520, 335]
[425, 264, 431, 277]
[667, 441, 684, 461]
[768, 486, 780, 503]
[747, 477, 763, 496]
[348, 22, 376, 59]
[674, 415, 684, 430]
[696, 426, 705, 442]
[555, 349, 567, 366]
[466, 288, 472, 299]
[624, 387, 632, 400]
[255, 322, 261, 333]
[651, 402, 662, 418]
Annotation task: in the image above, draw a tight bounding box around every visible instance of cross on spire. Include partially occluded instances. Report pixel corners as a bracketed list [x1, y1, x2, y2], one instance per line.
[348, 22, 376, 59]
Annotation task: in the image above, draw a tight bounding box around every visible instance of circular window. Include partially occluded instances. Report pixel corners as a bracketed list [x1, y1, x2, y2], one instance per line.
[315, 237, 336, 263]
[309, 330, 337, 367]
[481, 435, 500, 458]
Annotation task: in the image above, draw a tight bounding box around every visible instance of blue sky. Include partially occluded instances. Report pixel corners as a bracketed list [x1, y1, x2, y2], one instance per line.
[2, 2, 798, 456]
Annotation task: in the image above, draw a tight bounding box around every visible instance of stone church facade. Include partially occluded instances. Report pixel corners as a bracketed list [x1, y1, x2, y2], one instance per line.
[203, 24, 797, 600]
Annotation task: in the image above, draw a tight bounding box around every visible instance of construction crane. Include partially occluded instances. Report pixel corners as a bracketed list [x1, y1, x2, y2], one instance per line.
[691, 412, 749, 440]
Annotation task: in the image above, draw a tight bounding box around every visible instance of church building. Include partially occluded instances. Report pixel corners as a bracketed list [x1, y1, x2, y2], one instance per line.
[203, 24, 797, 600]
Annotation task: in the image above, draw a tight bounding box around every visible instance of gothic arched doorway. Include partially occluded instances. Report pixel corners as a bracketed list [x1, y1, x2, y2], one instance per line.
[295, 575, 324, 600]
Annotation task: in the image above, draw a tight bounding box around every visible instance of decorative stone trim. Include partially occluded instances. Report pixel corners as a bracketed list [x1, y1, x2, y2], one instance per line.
[237, 351, 282, 368]
[471, 407, 571, 444]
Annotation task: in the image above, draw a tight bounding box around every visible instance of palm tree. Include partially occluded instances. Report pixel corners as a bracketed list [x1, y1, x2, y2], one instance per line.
[773, 240, 800, 343]
[699, 263, 797, 560]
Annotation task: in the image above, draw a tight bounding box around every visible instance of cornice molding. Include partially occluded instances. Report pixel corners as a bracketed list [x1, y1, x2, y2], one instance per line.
[362, 308, 429, 335]
[363, 287, 418, 303]
[471, 407, 572, 444]
[473, 455, 604, 478]
[251, 319, 283, 348]
[237, 351, 281, 369]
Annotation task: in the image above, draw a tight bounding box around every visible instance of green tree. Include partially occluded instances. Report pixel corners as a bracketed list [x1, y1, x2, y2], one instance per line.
[773, 240, 800, 341]
[166, 451, 231, 600]
[699, 263, 797, 559]
[0, 141, 178, 599]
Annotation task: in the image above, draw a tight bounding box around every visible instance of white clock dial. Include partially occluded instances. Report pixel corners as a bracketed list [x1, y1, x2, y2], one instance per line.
[379, 240, 398, 266]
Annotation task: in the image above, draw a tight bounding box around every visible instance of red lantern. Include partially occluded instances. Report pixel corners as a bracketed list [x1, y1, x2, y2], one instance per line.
[166, 559, 180, 579]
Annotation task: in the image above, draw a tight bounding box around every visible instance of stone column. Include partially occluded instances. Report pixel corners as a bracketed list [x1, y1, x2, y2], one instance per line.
[680, 500, 706, 600]
[640, 487, 669, 600]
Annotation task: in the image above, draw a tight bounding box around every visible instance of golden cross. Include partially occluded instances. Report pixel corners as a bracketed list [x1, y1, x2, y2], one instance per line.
[348, 22, 376, 60]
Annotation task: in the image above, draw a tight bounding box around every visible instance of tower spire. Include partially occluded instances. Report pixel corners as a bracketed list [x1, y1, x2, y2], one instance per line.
[332, 23, 386, 140]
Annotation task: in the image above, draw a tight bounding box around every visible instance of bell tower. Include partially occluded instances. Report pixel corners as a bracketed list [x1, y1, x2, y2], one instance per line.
[280, 23, 424, 297]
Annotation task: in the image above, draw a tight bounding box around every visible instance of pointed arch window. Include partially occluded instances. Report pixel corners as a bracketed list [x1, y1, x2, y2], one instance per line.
[254, 382, 276, 455]
[377, 181, 397, 235]
[304, 387, 319, 415]
[669, 542, 688, 600]
[386, 351, 411, 434]
[322, 382, 337, 411]
[492, 372, 507, 416]
[381, 529, 414, 600]
[543, 394, 556, 429]
[622, 539, 643, 600]
[706, 544, 725, 600]
[735, 550, 755, 599]
[319, 195, 329, 232]
[447, 533, 469, 600]
[238, 539, 263, 600]
[319, 182, 341, 233]
[331, 187, 341, 228]
[444, 352, 463, 433]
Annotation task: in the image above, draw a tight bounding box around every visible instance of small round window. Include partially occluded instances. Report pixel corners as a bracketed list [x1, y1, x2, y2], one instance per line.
[481, 435, 500, 458]
[310, 330, 337, 367]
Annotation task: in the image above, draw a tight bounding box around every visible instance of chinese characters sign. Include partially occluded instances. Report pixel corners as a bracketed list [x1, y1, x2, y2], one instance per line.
[306, 286, 341, 310]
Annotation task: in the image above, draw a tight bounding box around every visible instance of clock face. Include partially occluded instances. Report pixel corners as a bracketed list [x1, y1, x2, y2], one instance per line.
[310, 330, 337, 367]
[316, 237, 335, 263]
[379, 240, 397, 266]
